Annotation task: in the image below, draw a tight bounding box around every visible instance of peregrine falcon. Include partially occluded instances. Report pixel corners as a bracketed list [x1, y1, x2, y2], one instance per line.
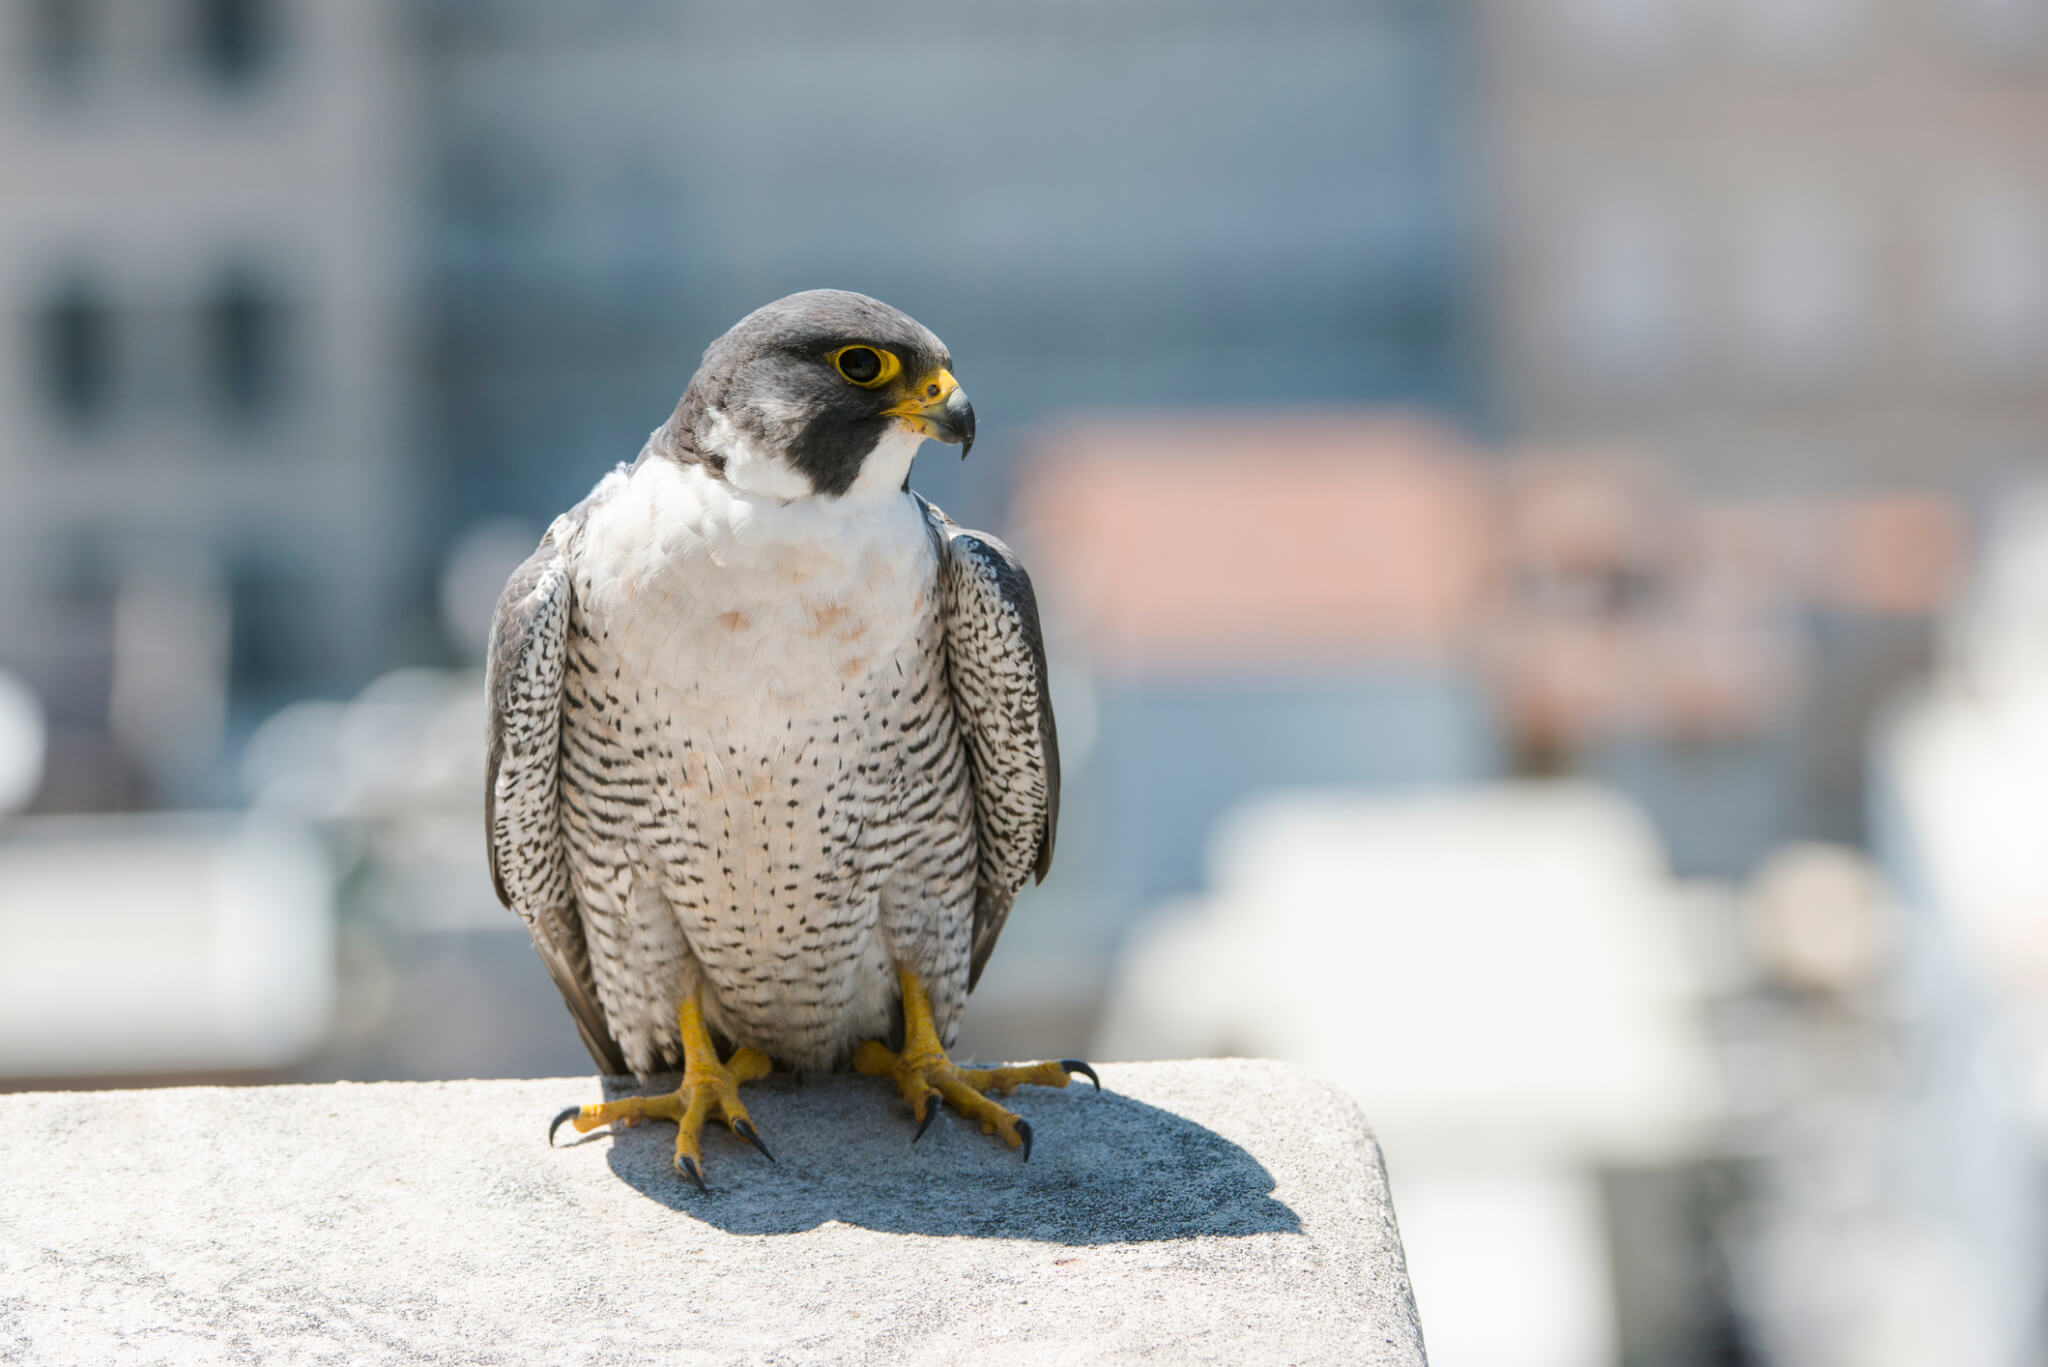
[486, 290, 1090, 1188]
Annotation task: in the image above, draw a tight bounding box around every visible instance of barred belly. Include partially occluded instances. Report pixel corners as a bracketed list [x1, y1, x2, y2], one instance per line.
[555, 496, 981, 1076]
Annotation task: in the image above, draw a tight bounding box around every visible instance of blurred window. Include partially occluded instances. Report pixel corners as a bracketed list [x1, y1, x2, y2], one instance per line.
[1935, 189, 2048, 378]
[33, 277, 116, 425]
[26, 0, 93, 89]
[1944, 0, 2048, 53]
[192, 0, 273, 87]
[1551, 0, 1693, 72]
[1729, 0, 1864, 63]
[205, 269, 287, 421]
[1549, 192, 1691, 391]
[227, 560, 318, 693]
[436, 137, 547, 241]
[1734, 195, 1870, 387]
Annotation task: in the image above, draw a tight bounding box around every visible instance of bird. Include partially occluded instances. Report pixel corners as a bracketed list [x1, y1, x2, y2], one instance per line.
[485, 289, 1092, 1189]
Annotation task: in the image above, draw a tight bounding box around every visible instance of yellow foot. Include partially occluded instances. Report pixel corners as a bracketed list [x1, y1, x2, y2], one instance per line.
[547, 995, 771, 1192]
[853, 965, 1100, 1161]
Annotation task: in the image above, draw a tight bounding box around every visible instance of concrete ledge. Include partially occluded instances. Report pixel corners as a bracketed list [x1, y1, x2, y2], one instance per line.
[0, 1060, 1425, 1365]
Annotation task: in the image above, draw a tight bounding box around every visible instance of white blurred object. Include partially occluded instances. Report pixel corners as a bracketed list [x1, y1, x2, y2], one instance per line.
[1738, 1213, 1998, 1367]
[244, 668, 483, 821]
[1747, 842, 1894, 997]
[440, 520, 541, 663]
[0, 815, 334, 1078]
[244, 667, 500, 931]
[1901, 489, 2048, 1014]
[1894, 675, 2048, 1024]
[1097, 781, 1722, 1164]
[1947, 483, 2048, 689]
[1097, 781, 1721, 1367]
[0, 671, 47, 815]
[1871, 481, 2048, 1367]
[1396, 1168, 1618, 1367]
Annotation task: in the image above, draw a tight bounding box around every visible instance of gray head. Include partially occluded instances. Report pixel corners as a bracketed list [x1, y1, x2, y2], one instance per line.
[656, 290, 976, 501]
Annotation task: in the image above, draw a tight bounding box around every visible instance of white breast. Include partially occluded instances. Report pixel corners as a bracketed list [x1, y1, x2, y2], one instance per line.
[571, 452, 935, 736]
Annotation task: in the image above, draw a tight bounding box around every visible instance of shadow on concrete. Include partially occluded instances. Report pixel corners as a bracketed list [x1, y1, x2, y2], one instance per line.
[551, 1072, 1301, 1242]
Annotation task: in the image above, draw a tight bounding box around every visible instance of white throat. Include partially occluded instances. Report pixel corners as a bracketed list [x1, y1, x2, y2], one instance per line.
[701, 407, 812, 502]
[844, 423, 926, 503]
[574, 446, 938, 715]
[700, 407, 927, 507]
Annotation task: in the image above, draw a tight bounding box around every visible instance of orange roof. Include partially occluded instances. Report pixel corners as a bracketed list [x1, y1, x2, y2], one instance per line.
[1810, 495, 1963, 616]
[1017, 413, 1967, 743]
[1017, 412, 1497, 674]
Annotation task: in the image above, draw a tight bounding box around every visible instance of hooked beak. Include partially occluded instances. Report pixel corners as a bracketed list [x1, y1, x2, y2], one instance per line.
[883, 368, 976, 459]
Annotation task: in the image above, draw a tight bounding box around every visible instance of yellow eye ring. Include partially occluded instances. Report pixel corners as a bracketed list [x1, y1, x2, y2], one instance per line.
[828, 345, 902, 389]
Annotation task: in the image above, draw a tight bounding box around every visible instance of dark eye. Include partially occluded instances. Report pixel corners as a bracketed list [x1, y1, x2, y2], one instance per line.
[835, 347, 883, 384]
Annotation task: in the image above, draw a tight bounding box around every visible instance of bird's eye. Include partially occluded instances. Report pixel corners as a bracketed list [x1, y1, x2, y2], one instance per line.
[829, 345, 899, 388]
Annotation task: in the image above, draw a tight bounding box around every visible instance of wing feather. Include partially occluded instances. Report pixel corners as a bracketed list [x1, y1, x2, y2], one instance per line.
[920, 498, 1061, 989]
[484, 521, 627, 1076]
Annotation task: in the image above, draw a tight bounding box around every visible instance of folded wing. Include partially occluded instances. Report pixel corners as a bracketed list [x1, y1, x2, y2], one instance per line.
[484, 521, 627, 1076]
[922, 500, 1062, 989]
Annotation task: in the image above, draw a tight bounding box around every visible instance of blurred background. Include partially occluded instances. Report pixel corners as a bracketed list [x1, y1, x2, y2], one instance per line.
[3, 0, 2047, 1362]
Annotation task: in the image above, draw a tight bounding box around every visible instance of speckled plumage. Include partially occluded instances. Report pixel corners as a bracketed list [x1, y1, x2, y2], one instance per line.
[485, 292, 1057, 1080]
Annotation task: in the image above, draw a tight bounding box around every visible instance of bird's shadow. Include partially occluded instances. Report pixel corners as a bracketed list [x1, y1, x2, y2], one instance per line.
[555, 1072, 1302, 1243]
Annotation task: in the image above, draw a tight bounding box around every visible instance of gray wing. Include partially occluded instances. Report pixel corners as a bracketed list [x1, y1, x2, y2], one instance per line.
[484, 520, 628, 1076]
[920, 499, 1062, 989]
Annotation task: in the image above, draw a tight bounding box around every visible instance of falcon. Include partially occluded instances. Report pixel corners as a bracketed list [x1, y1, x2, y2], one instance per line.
[485, 290, 1090, 1189]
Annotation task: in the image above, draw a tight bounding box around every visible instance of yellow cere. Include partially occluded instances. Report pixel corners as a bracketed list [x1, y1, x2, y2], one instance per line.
[882, 367, 960, 419]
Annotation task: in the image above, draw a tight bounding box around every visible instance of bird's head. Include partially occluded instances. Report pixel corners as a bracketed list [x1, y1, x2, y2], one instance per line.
[659, 289, 975, 502]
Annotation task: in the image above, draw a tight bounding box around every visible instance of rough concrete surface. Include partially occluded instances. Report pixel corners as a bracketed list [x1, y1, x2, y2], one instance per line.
[0, 1059, 1426, 1366]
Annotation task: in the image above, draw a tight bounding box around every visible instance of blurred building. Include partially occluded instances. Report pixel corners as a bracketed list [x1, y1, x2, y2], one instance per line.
[0, 0, 414, 808]
[1476, 0, 2048, 492]
[0, 0, 1482, 811]
[1015, 412, 1964, 913]
[1486, 454, 1962, 869]
[411, 0, 1482, 541]
[1471, 0, 2012, 853]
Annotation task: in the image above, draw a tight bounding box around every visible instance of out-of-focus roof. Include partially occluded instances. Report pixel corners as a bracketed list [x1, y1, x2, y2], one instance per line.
[1019, 412, 1497, 674]
[1019, 411, 1967, 746]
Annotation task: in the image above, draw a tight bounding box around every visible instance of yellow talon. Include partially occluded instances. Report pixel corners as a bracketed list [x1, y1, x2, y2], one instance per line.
[549, 994, 772, 1190]
[854, 964, 1096, 1161]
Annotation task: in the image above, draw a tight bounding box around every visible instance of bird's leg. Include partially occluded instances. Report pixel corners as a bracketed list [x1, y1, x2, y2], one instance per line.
[853, 964, 1099, 1161]
[548, 993, 772, 1191]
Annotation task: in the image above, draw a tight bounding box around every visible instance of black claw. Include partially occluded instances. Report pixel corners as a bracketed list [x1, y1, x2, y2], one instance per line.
[912, 1091, 943, 1144]
[1016, 1117, 1033, 1163]
[732, 1117, 775, 1163]
[548, 1105, 583, 1147]
[677, 1154, 709, 1194]
[1060, 1060, 1101, 1091]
